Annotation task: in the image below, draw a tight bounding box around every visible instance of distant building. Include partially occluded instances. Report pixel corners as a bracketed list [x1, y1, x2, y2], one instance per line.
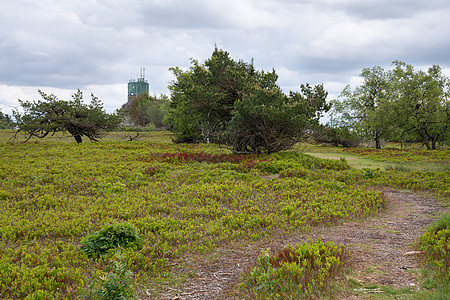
[127, 68, 149, 103]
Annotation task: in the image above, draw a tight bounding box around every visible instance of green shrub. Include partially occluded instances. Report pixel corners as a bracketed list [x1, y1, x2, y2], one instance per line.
[81, 223, 142, 258]
[317, 157, 350, 171]
[239, 238, 349, 299]
[81, 252, 135, 299]
[314, 125, 361, 147]
[362, 168, 375, 179]
[418, 213, 450, 294]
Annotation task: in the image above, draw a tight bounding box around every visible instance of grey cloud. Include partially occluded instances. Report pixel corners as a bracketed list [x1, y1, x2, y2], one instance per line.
[1, 0, 450, 114]
[328, 0, 450, 19]
[137, 1, 230, 29]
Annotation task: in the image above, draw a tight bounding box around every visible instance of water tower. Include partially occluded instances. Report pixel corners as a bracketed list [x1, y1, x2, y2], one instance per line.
[128, 68, 149, 102]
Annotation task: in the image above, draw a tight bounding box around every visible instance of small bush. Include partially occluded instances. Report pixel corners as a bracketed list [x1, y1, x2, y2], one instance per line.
[279, 167, 311, 179]
[81, 252, 135, 299]
[362, 168, 375, 179]
[239, 238, 349, 299]
[418, 213, 450, 294]
[318, 157, 350, 171]
[81, 223, 142, 258]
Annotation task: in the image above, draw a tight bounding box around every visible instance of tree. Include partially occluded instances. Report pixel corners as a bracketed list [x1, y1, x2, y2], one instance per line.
[386, 61, 450, 150]
[0, 111, 13, 129]
[331, 62, 450, 150]
[331, 66, 389, 148]
[127, 93, 170, 128]
[226, 83, 329, 153]
[13, 90, 120, 143]
[313, 125, 361, 147]
[167, 47, 257, 144]
[166, 48, 330, 153]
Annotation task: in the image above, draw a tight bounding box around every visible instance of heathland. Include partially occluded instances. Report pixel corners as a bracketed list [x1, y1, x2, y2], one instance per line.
[0, 130, 448, 299]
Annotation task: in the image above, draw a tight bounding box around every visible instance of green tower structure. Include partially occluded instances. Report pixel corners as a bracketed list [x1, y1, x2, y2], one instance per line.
[128, 68, 149, 102]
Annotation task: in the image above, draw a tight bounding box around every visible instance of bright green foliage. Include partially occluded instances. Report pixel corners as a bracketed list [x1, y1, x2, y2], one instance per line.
[331, 62, 450, 149]
[13, 89, 120, 143]
[0, 240, 87, 299]
[239, 239, 348, 299]
[81, 223, 142, 258]
[126, 93, 170, 128]
[82, 252, 135, 300]
[372, 170, 450, 197]
[0, 141, 385, 298]
[167, 48, 330, 153]
[419, 214, 450, 294]
[281, 166, 450, 198]
[1, 140, 448, 297]
[331, 66, 389, 149]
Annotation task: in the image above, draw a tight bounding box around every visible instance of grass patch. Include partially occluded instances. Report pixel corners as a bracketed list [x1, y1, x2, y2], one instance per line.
[304, 152, 388, 170]
[0, 141, 385, 298]
[0, 137, 448, 298]
[417, 213, 450, 298]
[237, 239, 349, 299]
[343, 147, 450, 164]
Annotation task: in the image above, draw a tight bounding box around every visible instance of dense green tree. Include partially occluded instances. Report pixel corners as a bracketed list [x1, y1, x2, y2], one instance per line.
[332, 62, 450, 149]
[331, 66, 389, 148]
[128, 93, 170, 128]
[13, 90, 120, 143]
[313, 125, 361, 147]
[167, 48, 257, 144]
[226, 83, 329, 153]
[166, 48, 330, 153]
[386, 61, 450, 150]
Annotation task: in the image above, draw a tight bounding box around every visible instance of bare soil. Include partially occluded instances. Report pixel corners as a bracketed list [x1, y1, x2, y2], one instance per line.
[155, 190, 448, 300]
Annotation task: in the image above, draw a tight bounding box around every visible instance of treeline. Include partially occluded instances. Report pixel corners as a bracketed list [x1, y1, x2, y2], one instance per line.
[118, 93, 170, 131]
[324, 61, 449, 150]
[6, 48, 449, 150]
[164, 49, 449, 151]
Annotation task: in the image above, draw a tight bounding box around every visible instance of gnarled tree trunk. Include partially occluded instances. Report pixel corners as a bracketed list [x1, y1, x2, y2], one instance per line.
[66, 126, 83, 143]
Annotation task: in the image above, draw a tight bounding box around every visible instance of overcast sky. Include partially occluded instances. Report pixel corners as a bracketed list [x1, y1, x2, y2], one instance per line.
[1, 0, 450, 115]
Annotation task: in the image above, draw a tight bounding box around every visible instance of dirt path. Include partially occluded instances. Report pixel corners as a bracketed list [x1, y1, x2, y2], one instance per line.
[315, 190, 447, 298]
[159, 190, 448, 299]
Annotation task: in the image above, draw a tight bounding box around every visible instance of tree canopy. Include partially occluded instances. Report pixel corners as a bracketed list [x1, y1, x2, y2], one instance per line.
[13, 90, 120, 143]
[331, 66, 389, 149]
[331, 61, 450, 149]
[126, 93, 170, 129]
[0, 111, 13, 129]
[386, 61, 450, 150]
[166, 48, 330, 153]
